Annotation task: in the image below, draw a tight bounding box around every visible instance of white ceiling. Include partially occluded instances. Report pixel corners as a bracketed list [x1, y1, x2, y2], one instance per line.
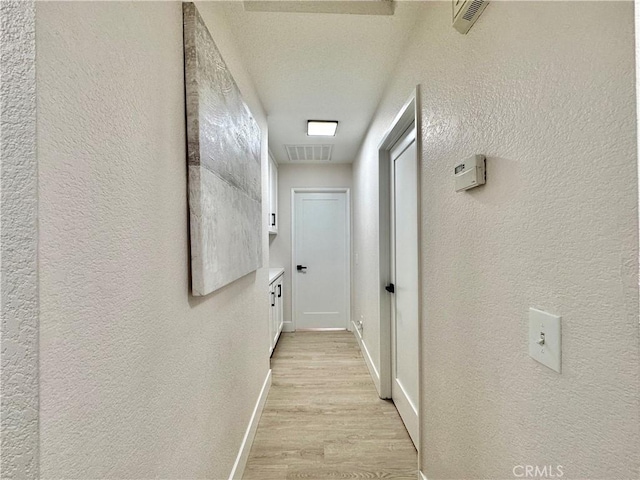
[219, 1, 423, 164]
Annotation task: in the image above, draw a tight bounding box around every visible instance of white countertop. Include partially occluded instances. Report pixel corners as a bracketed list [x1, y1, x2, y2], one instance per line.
[268, 268, 284, 284]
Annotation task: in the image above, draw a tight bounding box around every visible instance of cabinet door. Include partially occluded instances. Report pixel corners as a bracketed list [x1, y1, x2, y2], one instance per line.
[268, 156, 278, 234]
[272, 279, 280, 347]
[268, 284, 275, 354]
[276, 280, 284, 335]
[267, 160, 273, 232]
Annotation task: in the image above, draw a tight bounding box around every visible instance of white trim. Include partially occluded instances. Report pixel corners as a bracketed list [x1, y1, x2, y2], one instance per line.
[415, 87, 424, 476]
[378, 91, 419, 151]
[297, 328, 347, 332]
[352, 321, 381, 393]
[420, 471, 428, 480]
[291, 187, 351, 331]
[282, 321, 295, 333]
[228, 369, 272, 480]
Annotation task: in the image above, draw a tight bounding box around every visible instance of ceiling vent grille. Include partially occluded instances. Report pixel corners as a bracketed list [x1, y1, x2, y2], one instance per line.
[244, 1, 394, 16]
[462, 0, 483, 20]
[285, 144, 333, 162]
[452, 0, 488, 34]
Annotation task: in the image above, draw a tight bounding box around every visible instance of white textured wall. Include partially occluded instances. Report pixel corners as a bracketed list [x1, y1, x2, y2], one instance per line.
[269, 163, 353, 329]
[0, 1, 39, 477]
[637, 0, 640, 279]
[36, 2, 270, 478]
[353, 2, 639, 478]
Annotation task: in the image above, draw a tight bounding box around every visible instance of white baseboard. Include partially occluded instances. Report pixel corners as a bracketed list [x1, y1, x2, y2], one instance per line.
[351, 321, 381, 395]
[419, 471, 428, 480]
[228, 369, 272, 480]
[282, 321, 294, 332]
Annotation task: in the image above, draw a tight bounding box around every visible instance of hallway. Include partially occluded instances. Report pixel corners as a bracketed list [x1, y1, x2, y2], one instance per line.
[243, 332, 417, 479]
[3, 1, 639, 478]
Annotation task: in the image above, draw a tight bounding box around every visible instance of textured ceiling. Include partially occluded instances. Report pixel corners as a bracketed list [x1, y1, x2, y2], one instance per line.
[218, 1, 423, 163]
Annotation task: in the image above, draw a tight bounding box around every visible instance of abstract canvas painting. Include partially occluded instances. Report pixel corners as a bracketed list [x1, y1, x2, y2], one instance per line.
[183, 3, 262, 296]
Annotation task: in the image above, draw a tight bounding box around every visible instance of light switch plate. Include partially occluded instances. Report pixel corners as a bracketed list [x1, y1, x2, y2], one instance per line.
[529, 308, 561, 373]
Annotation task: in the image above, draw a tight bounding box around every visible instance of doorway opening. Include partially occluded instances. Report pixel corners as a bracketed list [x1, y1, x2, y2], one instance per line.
[377, 87, 422, 458]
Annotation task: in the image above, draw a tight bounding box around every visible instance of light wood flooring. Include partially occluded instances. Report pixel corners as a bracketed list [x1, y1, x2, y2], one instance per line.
[243, 331, 417, 479]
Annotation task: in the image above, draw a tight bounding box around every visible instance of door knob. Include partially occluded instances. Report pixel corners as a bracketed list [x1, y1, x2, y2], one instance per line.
[385, 283, 395, 293]
[296, 265, 307, 271]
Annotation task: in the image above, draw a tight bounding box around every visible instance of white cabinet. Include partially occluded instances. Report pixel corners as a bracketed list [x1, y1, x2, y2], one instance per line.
[269, 270, 284, 355]
[268, 153, 278, 235]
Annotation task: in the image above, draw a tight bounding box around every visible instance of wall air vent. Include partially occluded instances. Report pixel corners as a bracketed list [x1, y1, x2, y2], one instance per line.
[452, 0, 488, 34]
[285, 144, 333, 162]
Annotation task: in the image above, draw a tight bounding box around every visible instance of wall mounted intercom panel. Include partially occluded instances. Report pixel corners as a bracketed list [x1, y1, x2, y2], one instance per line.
[455, 154, 486, 192]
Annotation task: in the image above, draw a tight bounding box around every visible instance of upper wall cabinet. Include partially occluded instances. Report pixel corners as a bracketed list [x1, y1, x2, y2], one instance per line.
[268, 153, 278, 235]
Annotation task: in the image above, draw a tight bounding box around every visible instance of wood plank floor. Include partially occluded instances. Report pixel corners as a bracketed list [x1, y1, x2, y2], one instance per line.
[243, 331, 417, 479]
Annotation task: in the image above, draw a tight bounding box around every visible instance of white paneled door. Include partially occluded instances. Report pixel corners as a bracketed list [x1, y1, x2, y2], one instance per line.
[293, 190, 350, 330]
[390, 125, 419, 447]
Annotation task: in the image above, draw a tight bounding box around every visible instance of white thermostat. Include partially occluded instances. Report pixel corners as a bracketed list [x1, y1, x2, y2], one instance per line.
[455, 154, 486, 192]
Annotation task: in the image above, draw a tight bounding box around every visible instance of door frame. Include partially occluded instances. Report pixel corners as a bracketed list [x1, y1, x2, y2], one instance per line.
[377, 86, 422, 458]
[290, 187, 352, 332]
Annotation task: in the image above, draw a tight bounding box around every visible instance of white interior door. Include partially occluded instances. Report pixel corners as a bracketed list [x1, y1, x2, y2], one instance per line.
[390, 126, 419, 447]
[293, 190, 349, 330]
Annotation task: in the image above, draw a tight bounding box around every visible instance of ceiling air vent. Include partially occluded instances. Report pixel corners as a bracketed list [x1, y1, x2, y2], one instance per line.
[244, 1, 394, 16]
[285, 144, 333, 162]
[452, 0, 488, 34]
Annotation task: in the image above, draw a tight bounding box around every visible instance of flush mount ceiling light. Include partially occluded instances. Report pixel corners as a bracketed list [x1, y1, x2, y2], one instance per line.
[307, 120, 338, 136]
